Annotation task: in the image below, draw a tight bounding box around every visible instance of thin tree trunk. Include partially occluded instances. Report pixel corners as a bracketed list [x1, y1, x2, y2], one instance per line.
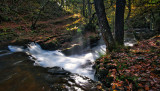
[94, 0, 115, 52]
[87, 0, 91, 18]
[126, 0, 131, 20]
[115, 0, 126, 45]
[150, 10, 155, 31]
[89, 12, 96, 24]
[125, 0, 132, 31]
[31, 0, 49, 30]
[83, 0, 86, 17]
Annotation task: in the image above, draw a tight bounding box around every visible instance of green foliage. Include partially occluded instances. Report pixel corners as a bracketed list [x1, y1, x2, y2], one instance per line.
[2, 27, 10, 32]
[77, 28, 83, 33]
[149, 0, 159, 4]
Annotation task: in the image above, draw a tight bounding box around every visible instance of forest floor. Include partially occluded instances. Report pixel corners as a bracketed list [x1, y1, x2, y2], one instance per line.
[95, 35, 160, 91]
[0, 13, 97, 50]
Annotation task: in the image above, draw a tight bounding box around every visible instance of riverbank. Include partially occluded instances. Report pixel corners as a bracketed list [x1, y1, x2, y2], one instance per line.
[0, 13, 100, 52]
[0, 14, 76, 49]
[94, 35, 160, 90]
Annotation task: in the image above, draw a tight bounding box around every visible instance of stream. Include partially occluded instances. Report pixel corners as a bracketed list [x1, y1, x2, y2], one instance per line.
[0, 32, 136, 91]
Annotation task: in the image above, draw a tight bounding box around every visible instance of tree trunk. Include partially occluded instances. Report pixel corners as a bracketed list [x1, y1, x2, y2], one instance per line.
[87, 0, 91, 18]
[89, 12, 96, 24]
[31, 0, 49, 30]
[126, 0, 131, 20]
[150, 10, 155, 31]
[115, 0, 126, 45]
[94, 0, 115, 52]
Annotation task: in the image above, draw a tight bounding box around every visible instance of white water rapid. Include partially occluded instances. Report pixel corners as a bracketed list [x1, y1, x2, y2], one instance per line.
[8, 42, 106, 80]
[8, 33, 135, 80]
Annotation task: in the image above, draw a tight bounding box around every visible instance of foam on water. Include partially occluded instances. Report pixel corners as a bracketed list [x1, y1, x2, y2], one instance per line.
[8, 42, 106, 79]
[8, 40, 134, 80]
[8, 45, 24, 52]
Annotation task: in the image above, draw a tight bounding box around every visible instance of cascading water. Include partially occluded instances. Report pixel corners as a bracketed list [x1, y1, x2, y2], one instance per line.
[0, 33, 136, 90]
[8, 42, 106, 80]
[7, 32, 135, 80]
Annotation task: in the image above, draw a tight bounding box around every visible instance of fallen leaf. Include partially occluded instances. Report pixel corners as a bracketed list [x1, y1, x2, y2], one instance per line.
[145, 85, 149, 90]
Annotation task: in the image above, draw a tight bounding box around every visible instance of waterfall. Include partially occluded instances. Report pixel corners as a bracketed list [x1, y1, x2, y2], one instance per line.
[8, 42, 106, 80]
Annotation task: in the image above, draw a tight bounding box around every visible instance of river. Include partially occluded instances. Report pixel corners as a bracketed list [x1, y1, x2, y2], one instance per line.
[0, 32, 136, 91]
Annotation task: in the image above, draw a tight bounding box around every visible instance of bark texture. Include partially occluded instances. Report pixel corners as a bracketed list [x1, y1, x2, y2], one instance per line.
[115, 0, 126, 45]
[94, 0, 115, 51]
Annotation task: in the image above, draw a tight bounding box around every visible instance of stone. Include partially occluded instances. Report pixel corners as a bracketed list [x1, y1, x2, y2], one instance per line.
[48, 66, 71, 75]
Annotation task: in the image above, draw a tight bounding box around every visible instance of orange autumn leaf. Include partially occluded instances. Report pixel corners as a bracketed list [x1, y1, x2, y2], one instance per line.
[113, 90, 118, 91]
[138, 83, 143, 87]
[145, 85, 149, 90]
[117, 83, 122, 87]
[112, 84, 116, 89]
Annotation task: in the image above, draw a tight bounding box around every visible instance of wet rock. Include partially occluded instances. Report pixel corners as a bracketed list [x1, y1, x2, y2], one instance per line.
[47, 66, 71, 75]
[44, 74, 68, 83]
[10, 39, 32, 47]
[92, 64, 96, 69]
[43, 73, 102, 91]
[39, 42, 60, 50]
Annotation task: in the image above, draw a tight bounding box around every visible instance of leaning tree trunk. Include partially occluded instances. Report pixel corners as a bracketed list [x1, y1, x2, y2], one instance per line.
[94, 0, 115, 52]
[31, 0, 49, 30]
[126, 0, 131, 20]
[115, 0, 126, 45]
